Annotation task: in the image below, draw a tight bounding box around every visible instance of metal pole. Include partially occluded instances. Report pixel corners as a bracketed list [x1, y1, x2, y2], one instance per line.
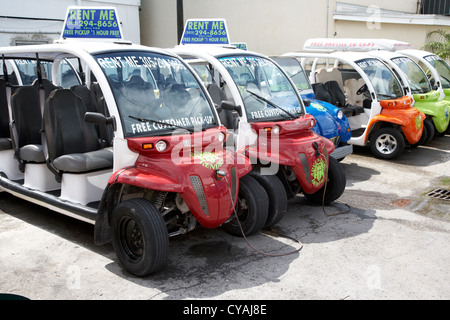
[177, 0, 184, 44]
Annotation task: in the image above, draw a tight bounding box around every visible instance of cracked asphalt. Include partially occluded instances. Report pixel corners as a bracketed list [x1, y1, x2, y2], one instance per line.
[0, 135, 449, 300]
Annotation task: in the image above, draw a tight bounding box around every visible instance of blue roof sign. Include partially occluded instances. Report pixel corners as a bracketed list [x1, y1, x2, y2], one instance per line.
[181, 19, 230, 45]
[231, 42, 248, 50]
[61, 6, 123, 40]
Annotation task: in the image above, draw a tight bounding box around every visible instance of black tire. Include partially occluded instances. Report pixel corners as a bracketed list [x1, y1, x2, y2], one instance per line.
[369, 127, 405, 160]
[111, 198, 169, 277]
[304, 156, 346, 204]
[423, 119, 435, 144]
[249, 170, 288, 227]
[222, 174, 269, 236]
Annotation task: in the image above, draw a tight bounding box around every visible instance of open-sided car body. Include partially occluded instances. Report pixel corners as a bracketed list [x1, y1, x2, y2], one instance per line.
[0, 8, 264, 276]
[271, 56, 352, 160]
[170, 33, 346, 212]
[283, 50, 425, 159]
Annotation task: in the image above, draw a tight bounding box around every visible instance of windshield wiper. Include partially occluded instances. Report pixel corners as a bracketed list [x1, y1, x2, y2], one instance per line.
[246, 89, 298, 120]
[128, 115, 195, 133]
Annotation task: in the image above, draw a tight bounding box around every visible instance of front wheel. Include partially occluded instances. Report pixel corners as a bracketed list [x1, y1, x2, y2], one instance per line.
[304, 157, 346, 204]
[369, 127, 405, 160]
[222, 175, 269, 236]
[111, 198, 169, 277]
[249, 170, 288, 227]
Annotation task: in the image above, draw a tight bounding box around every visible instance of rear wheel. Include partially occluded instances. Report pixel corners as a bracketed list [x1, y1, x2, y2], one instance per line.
[249, 170, 287, 227]
[370, 127, 405, 159]
[304, 157, 346, 204]
[423, 119, 435, 144]
[111, 198, 169, 277]
[223, 175, 269, 236]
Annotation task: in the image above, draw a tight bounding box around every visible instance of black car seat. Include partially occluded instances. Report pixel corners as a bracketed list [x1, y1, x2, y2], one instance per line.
[10, 86, 46, 166]
[71, 84, 114, 147]
[32, 78, 60, 98]
[312, 82, 333, 104]
[324, 80, 365, 117]
[207, 83, 239, 130]
[0, 78, 12, 151]
[207, 83, 227, 128]
[43, 89, 113, 178]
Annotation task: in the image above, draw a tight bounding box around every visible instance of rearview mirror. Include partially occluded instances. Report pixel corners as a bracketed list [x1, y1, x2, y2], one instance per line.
[85, 112, 116, 131]
[220, 100, 242, 117]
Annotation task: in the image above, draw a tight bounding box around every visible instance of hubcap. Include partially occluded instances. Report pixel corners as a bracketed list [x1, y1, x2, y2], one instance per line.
[375, 133, 397, 155]
[119, 217, 144, 262]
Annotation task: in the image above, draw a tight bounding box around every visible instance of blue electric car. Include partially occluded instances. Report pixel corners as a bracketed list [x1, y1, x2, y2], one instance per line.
[272, 56, 352, 160]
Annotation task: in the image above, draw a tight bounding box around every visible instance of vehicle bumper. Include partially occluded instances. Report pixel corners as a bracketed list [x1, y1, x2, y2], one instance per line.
[330, 144, 353, 160]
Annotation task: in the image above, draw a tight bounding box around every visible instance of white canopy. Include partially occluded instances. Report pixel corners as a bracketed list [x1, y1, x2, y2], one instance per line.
[303, 38, 412, 52]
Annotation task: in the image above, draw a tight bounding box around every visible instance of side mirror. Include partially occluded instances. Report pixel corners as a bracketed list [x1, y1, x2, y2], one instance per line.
[303, 99, 311, 107]
[85, 112, 116, 131]
[220, 100, 242, 117]
[214, 103, 222, 113]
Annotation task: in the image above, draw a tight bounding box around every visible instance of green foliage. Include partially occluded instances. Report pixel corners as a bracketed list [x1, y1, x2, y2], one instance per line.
[421, 29, 450, 60]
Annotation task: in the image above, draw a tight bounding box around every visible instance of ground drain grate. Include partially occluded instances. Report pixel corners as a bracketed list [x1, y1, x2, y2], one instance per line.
[426, 188, 450, 201]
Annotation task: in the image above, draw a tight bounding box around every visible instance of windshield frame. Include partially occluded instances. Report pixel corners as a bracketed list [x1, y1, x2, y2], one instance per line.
[93, 50, 219, 138]
[217, 53, 305, 123]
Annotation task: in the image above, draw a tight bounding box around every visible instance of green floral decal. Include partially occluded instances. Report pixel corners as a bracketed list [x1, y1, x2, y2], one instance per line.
[191, 151, 224, 170]
[311, 157, 326, 187]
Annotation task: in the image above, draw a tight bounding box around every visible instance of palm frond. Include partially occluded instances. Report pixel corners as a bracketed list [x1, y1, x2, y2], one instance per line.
[421, 29, 450, 60]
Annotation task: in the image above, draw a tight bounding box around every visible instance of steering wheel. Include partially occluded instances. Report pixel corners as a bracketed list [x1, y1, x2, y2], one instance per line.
[356, 83, 368, 95]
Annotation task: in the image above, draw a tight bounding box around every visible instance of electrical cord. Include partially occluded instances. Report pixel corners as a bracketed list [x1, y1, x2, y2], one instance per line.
[218, 141, 351, 257]
[223, 175, 303, 257]
[319, 150, 351, 217]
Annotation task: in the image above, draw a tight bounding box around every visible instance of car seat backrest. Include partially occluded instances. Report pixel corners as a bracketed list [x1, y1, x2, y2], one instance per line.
[0, 79, 11, 138]
[315, 67, 344, 91]
[32, 78, 60, 99]
[11, 86, 42, 148]
[44, 89, 99, 161]
[124, 75, 156, 109]
[312, 82, 333, 104]
[207, 83, 222, 106]
[344, 78, 365, 106]
[324, 80, 347, 108]
[71, 84, 98, 113]
[72, 84, 114, 147]
[207, 83, 229, 128]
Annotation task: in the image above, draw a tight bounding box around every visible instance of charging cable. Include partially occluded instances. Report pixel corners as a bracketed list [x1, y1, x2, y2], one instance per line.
[222, 174, 303, 257]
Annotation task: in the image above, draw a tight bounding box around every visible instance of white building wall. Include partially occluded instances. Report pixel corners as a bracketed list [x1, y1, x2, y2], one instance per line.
[139, 0, 450, 56]
[0, 0, 141, 46]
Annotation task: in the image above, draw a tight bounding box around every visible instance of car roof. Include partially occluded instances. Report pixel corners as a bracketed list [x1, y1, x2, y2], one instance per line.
[172, 44, 268, 60]
[0, 41, 176, 60]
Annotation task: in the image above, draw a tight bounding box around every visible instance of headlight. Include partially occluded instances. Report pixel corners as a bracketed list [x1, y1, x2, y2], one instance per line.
[337, 109, 344, 119]
[272, 125, 280, 134]
[155, 140, 167, 152]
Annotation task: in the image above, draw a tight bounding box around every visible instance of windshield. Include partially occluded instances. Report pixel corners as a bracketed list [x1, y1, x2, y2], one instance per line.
[95, 51, 216, 137]
[218, 55, 304, 122]
[272, 57, 311, 92]
[424, 55, 450, 89]
[356, 58, 403, 100]
[391, 57, 431, 94]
